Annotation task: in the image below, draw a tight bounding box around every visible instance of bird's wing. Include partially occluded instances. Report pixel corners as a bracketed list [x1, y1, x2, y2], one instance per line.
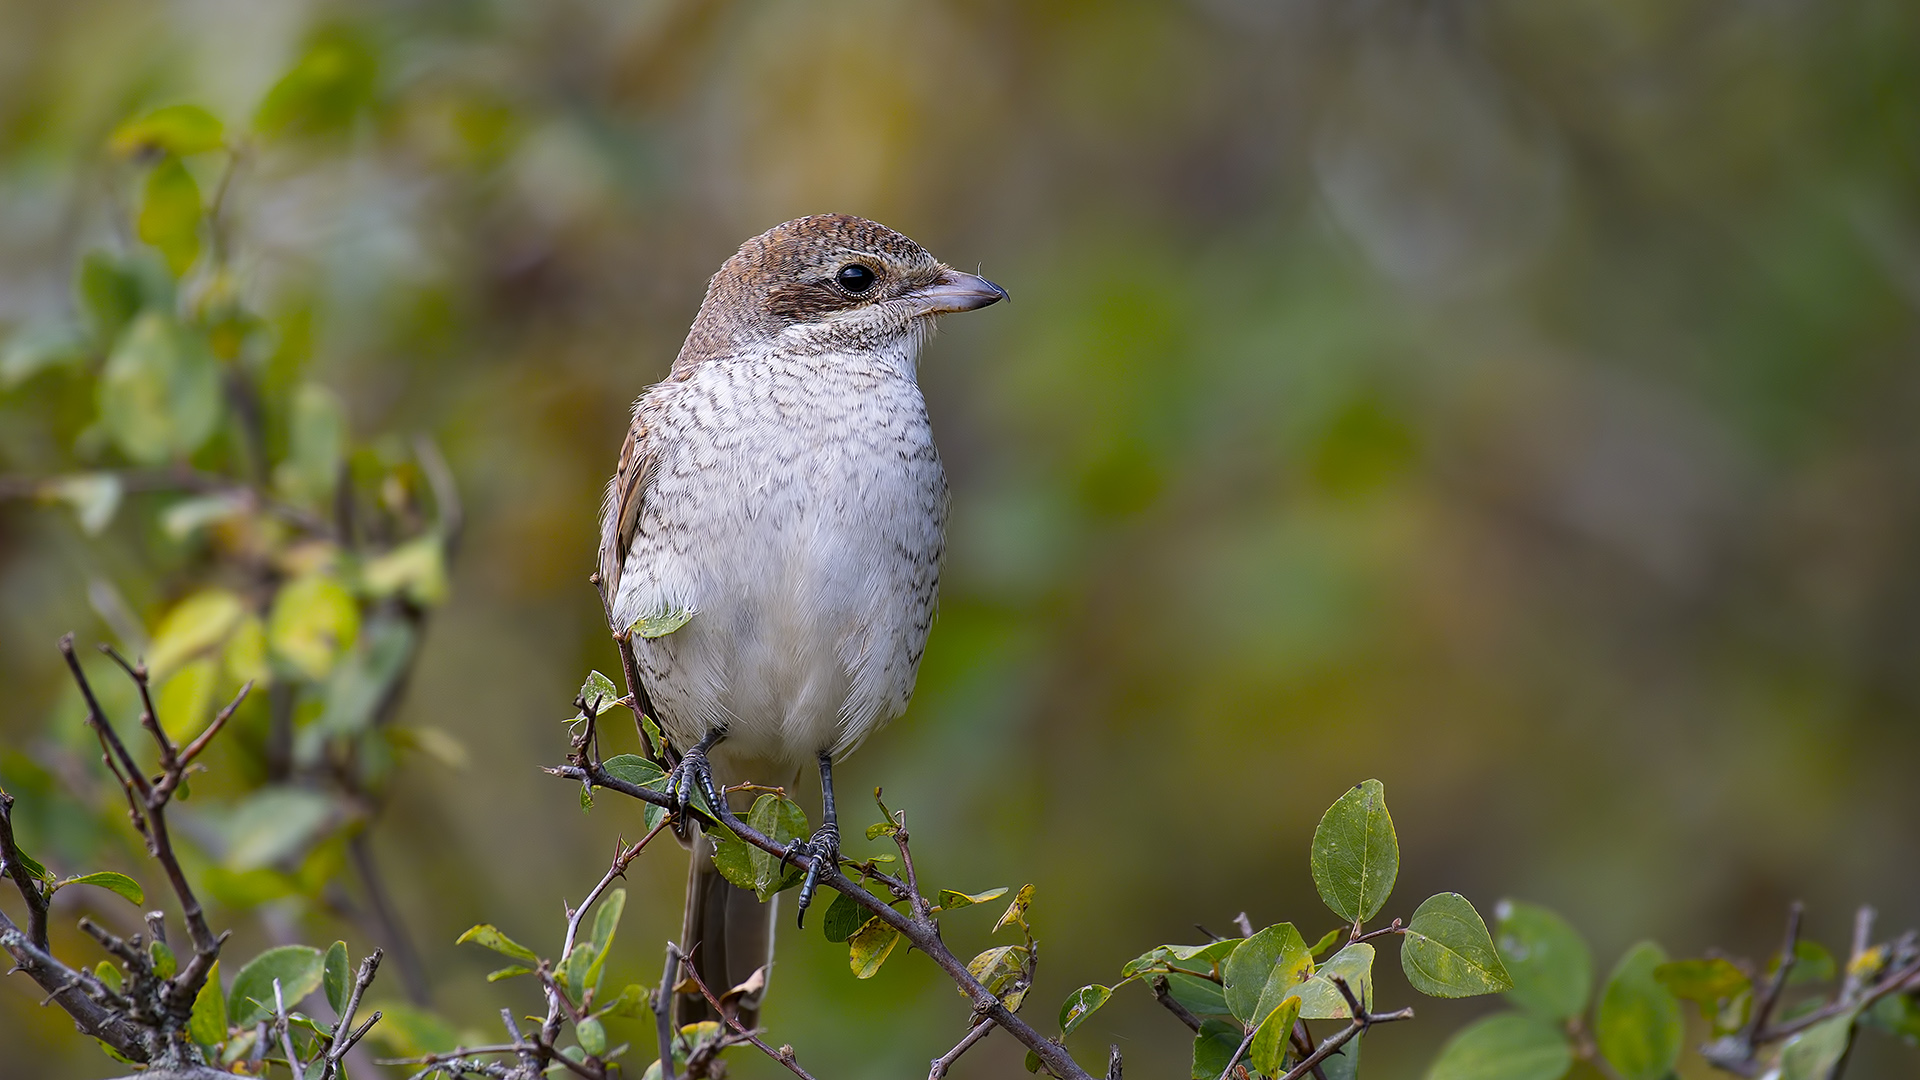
[598, 409, 655, 619]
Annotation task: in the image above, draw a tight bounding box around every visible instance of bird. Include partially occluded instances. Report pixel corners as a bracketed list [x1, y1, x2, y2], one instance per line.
[596, 213, 1006, 1028]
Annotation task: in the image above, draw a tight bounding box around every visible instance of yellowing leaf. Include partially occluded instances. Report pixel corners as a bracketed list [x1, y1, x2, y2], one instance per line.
[148, 587, 245, 679]
[362, 534, 449, 606]
[111, 104, 225, 157]
[848, 916, 900, 979]
[137, 158, 202, 276]
[155, 657, 218, 742]
[268, 572, 360, 680]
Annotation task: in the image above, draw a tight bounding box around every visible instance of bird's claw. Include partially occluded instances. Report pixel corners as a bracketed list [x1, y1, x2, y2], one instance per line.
[665, 744, 723, 826]
[787, 822, 840, 928]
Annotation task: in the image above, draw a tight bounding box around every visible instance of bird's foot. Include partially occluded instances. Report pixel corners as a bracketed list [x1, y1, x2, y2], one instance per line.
[786, 821, 840, 928]
[664, 743, 724, 827]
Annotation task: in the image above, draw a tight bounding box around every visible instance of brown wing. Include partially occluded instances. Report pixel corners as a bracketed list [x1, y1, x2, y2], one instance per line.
[597, 411, 655, 617]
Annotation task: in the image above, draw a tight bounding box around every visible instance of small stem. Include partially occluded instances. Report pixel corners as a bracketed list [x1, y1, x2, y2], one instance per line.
[928, 1018, 995, 1080]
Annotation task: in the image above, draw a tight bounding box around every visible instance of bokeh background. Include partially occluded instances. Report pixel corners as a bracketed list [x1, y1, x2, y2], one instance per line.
[3, 1, 1918, 1077]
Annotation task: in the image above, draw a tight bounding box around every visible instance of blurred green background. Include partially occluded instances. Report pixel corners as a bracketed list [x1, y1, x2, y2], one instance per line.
[3, 1, 1918, 1077]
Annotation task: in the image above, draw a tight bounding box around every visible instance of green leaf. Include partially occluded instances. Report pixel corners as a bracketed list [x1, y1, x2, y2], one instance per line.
[1424, 1012, 1573, 1080]
[111, 104, 226, 156]
[600, 754, 668, 831]
[745, 793, 809, 900]
[45, 473, 124, 536]
[600, 983, 649, 1018]
[150, 939, 177, 979]
[188, 959, 227, 1047]
[1190, 1018, 1242, 1080]
[1025, 1049, 1043, 1073]
[487, 965, 533, 982]
[456, 924, 540, 965]
[995, 884, 1036, 934]
[254, 28, 379, 138]
[1, 321, 89, 390]
[268, 572, 361, 681]
[1295, 942, 1375, 1020]
[1779, 1010, 1858, 1080]
[583, 888, 626, 995]
[1402, 893, 1512, 998]
[848, 916, 900, 979]
[823, 887, 874, 944]
[137, 157, 202, 275]
[1310, 927, 1345, 959]
[1777, 940, 1837, 986]
[1495, 899, 1593, 1021]
[365, 1002, 460, 1057]
[1595, 942, 1683, 1080]
[94, 961, 123, 994]
[228, 945, 324, 1027]
[322, 941, 349, 1015]
[223, 786, 335, 871]
[1653, 957, 1750, 1019]
[98, 311, 221, 466]
[558, 942, 593, 1004]
[866, 820, 898, 840]
[1323, 1033, 1362, 1080]
[75, 251, 149, 342]
[309, 617, 416, 744]
[1864, 992, 1920, 1045]
[577, 1016, 608, 1057]
[629, 606, 695, 639]
[1121, 939, 1238, 978]
[61, 871, 144, 906]
[1163, 972, 1232, 1020]
[1248, 994, 1301, 1078]
[274, 383, 348, 507]
[936, 887, 1008, 912]
[711, 833, 757, 891]
[1310, 779, 1398, 924]
[1059, 984, 1112, 1036]
[1222, 923, 1313, 1026]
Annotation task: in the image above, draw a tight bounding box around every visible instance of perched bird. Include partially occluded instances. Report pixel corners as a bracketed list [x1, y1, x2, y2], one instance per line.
[596, 214, 1006, 1026]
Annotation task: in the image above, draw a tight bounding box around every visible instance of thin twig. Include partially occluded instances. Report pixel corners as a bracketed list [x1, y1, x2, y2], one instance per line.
[1150, 976, 1203, 1032]
[677, 954, 819, 1080]
[0, 791, 50, 950]
[540, 828, 663, 1047]
[655, 944, 681, 1080]
[321, 949, 384, 1079]
[928, 1018, 995, 1079]
[1746, 902, 1803, 1043]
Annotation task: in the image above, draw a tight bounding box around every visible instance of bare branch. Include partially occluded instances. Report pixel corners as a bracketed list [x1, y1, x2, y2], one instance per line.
[676, 952, 819, 1080]
[928, 1019, 994, 1079]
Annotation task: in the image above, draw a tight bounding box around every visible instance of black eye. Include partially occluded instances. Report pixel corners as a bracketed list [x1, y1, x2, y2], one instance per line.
[837, 264, 877, 294]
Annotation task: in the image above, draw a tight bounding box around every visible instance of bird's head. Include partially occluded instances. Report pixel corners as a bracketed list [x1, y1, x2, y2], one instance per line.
[675, 213, 1007, 369]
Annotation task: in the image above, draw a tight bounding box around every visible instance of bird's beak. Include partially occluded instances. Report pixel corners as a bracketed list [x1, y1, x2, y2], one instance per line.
[907, 268, 1009, 316]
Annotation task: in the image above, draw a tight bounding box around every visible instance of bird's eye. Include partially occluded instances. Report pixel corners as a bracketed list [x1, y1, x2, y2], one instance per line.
[836, 264, 877, 294]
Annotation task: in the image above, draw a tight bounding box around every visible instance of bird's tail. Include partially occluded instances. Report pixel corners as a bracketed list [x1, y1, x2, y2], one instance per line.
[678, 823, 777, 1031]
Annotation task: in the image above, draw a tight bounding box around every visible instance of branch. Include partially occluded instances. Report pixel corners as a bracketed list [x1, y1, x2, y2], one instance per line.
[321, 949, 384, 1079]
[540, 829, 662, 1049]
[929, 1019, 995, 1079]
[1150, 976, 1203, 1032]
[1275, 976, 1413, 1080]
[676, 952, 819, 1080]
[1746, 902, 1802, 1043]
[0, 790, 50, 950]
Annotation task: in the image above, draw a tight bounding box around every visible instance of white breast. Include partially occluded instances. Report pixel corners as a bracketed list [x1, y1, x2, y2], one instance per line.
[612, 337, 947, 773]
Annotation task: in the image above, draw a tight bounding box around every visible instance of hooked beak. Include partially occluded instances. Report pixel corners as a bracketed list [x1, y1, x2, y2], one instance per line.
[906, 268, 1009, 316]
